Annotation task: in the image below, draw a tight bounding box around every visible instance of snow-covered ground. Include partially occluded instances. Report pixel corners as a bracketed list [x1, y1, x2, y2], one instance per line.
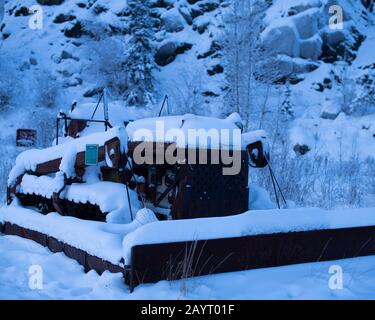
[2, 233, 375, 300]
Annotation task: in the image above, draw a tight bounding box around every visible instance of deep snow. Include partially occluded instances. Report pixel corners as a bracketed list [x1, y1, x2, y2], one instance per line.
[1, 233, 375, 300]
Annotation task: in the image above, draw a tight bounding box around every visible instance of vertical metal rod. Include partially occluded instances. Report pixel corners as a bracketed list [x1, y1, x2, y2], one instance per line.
[268, 159, 287, 206]
[125, 182, 134, 221]
[64, 116, 68, 137]
[56, 117, 59, 146]
[103, 89, 109, 132]
[269, 165, 280, 209]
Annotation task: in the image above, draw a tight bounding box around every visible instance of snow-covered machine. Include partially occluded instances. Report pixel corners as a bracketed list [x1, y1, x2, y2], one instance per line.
[3, 96, 375, 291]
[7, 103, 268, 222]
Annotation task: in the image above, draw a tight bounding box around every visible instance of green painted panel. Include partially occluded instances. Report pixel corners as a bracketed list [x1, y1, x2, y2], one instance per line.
[85, 144, 99, 166]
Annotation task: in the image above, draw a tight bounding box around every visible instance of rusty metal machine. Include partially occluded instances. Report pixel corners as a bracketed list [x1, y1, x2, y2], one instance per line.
[4, 94, 375, 291]
[7, 100, 268, 222]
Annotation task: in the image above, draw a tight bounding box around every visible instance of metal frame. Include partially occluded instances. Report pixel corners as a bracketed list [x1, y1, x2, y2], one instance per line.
[55, 112, 112, 146]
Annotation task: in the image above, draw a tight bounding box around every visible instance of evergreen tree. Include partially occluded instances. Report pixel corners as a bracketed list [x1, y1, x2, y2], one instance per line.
[124, 0, 156, 107]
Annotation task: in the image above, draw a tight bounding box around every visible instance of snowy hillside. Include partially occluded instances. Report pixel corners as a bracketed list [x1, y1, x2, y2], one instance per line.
[0, 0, 227, 108]
[0, 0, 230, 200]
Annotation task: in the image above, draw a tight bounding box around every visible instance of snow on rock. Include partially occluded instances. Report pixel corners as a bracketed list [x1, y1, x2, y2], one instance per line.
[291, 105, 375, 160]
[123, 207, 375, 263]
[154, 41, 180, 67]
[161, 7, 185, 33]
[289, 125, 315, 155]
[293, 8, 320, 40]
[320, 99, 341, 120]
[275, 54, 319, 75]
[262, 0, 369, 73]
[262, 23, 300, 58]
[299, 35, 322, 60]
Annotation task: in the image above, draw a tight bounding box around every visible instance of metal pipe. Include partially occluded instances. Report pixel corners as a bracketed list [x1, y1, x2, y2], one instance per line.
[56, 117, 59, 146]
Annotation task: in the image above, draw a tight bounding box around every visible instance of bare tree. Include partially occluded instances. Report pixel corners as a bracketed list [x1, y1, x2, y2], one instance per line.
[222, 0, 279, 128]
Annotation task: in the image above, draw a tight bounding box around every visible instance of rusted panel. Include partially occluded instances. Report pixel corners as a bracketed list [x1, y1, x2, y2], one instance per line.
[86, 255, 109, 274]
[33, 137, 121, 175]
[106, 262, 126, 275]
[128, 141, 175, 165]
[1, 222, 127, 279]
[16, 192, 107, 222]
[129, 141, 251, 219]
[7, 174, 24, 205]
[172, 153, 249, 219]
[63, 199, 107, 221]
[4, 222, 47, 247]
[52, 191, 65, 216]
[105, 137, 122, 168]
[128, 225, 375, 289]
[68, 119, 87, 138]
[35, 158, 62, 175]
[16, 129, 37, 147]
[47, 236, 64, 253]
[63, 243, 87, 267]
[128, 141, 247, 165]
[128, 141, 174, 154]
[16, 193, 55, 214]
[101, 167, 126, 183]
[85, 254, 125, 276]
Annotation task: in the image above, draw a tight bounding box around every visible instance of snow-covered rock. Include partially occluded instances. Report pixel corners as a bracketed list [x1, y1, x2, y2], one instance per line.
[293, 8, 320, 39]
[320, 99, 341, 120]
[300, 35, 322, 60]
[262, 24, 300, 58]
[262, 0, 370, 71]
[155, 41, 179, 66]
[161, 7, 185, 32]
